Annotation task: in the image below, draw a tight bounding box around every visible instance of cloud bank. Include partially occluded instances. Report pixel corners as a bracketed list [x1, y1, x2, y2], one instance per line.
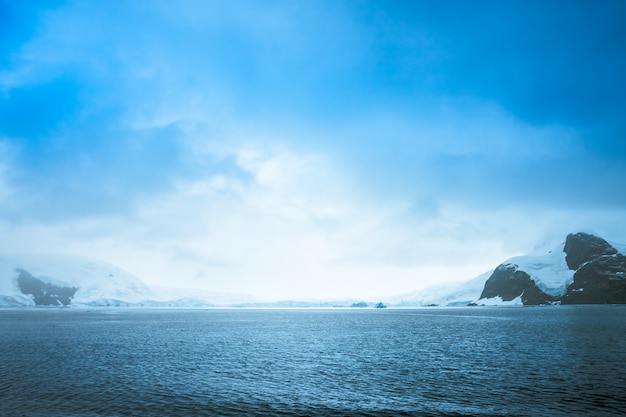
[1, 0, 625, 299]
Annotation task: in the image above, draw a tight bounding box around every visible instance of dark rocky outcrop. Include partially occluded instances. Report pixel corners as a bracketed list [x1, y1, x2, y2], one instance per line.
[563, 232, 618, 270]
[479, 264, 558, 305]
[561, 232, 626, 304]
[478, 232, 626, 305]
[562, 248, 626, 304]
[17, 269, 78, 306]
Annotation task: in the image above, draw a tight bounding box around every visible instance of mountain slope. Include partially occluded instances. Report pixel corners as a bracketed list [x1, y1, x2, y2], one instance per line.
[390, 272, 490, 307]
[560, 233, 626, 304]
[0, 254, 154, 306]
[476, 232, 626, 305]
[0, 254, 257, 307]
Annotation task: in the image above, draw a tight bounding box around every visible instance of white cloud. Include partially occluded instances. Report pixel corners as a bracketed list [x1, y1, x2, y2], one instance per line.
[2, 2, 624, 301]
[17, 142, 515, 299]
[1, 134, 625, 300]
[0, 140, 16, 201]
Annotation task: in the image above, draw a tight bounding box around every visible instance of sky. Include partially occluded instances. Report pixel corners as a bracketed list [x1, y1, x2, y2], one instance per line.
[1, 0, 625, 301]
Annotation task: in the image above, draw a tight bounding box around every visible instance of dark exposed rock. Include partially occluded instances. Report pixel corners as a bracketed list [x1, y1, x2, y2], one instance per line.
[563, 232, 617, 270]
[374, 302, 387, 308]
[479, 264, 557, 305]
[478, 232, 626, 305]
[562, 253, 626, 304]
[17, 269, 78, 306]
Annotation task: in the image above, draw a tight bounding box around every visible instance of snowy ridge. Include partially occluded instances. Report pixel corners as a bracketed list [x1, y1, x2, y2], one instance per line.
[390, 271, 491, 307]
[0, 254, 154, 306]
[413, 233, 621, 307]
[505, 242, 574, 297]
[474, 232, 626, 305]
[472, 240, 576, 305]
[0, 254, 255, 307]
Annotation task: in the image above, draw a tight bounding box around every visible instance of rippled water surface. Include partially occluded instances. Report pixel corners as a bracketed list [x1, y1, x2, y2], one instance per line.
[1, 307, 626, 416]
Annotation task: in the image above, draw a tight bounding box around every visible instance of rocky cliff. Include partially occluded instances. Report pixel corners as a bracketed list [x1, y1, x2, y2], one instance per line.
[477, 232, 626, 305]
[479, 264, 558, 305]
[561, 233, 626, 304]
[16, 269, 78, 306]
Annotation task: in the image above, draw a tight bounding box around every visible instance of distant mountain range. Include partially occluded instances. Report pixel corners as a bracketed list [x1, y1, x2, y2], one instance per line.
[1, 232, 625, 307]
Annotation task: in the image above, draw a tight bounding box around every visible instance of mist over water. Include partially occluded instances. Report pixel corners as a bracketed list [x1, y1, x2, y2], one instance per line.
[1, 307, 625, 416]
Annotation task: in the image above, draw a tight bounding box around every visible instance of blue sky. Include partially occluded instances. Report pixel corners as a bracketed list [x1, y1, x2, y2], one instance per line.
[1, 0, 625, 300]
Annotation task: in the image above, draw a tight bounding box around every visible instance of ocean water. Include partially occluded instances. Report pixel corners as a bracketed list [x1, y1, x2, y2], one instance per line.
[1, 307, 625, 416]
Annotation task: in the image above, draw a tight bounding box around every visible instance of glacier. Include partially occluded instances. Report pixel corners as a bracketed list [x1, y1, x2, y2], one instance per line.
[0, 254, 254, 307]
[0, 254, 154, 307]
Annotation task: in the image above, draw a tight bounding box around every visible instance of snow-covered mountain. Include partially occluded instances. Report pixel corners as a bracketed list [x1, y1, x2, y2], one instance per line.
[474, 232, 626, 306]
[0, 254, 155, 307]
[388, 272, 490, 307]
[388, 231, 626, 307]
[0, 254, 254, 307]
